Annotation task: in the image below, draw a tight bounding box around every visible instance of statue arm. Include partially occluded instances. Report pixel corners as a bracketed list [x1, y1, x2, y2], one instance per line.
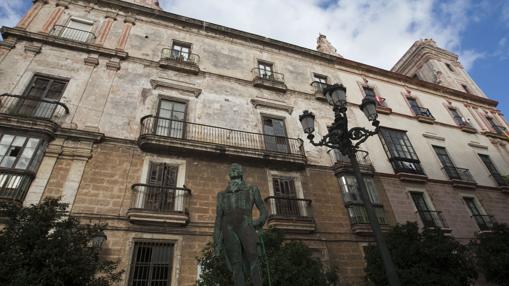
[253, 187, 268, 228]
[213, 193, 223, 254]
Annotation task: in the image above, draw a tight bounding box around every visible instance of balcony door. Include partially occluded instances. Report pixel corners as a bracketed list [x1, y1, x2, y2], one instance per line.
[61, 18, 93, 42]
[407, 97, 421, 115]
[272, 177, 299, 217]
[410, 192, 440, 228]
[145, 162, 179, 212]
[262, 117, 289, 153]
[155, 99, 186, 138]
[17, 75, 67, 119]
[432, 146, 460, 180]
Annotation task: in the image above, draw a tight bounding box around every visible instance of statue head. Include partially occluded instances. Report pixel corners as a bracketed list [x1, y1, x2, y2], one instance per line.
[228, 163, 243, 180]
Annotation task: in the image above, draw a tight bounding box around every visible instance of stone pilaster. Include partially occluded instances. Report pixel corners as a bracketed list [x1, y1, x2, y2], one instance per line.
[115, 16, 136, 50]
[16, 0, 49, 29]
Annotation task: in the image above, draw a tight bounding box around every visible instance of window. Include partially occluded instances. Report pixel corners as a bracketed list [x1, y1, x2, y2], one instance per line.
[11, 75, 68, 118]
[461, 84, 470, 94]
[313, 74, 328, 91]
[485, 116, 505, 135]
[170, 42, 191, 61]
[432, 146, 460, 180]
[445, 63, 455, 72]
[155, 100, 186, 138]
[363, 86, 385, 107]
[407, 97, 421, 115]
[478, 154, 507, 186]
[463, 197, 493, 231]
[272, 176, 299, 217]
[143, 162, 179, 212]
[339, 175, 385, 225]
[257, 61, 274, 80]
[128, 241, 174, 286]
[0, 133, 45, 171]
[262, 116, 288, 153]
[61, 18, 93, 42]
[378, 128, 424, 174]
[410, 192, 445, 228]
[449, 108, 470, 127]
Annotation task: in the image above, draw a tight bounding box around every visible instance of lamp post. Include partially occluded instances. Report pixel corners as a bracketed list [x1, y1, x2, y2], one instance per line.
[299, 84, 401, 286]
[91, 230, 107, 249]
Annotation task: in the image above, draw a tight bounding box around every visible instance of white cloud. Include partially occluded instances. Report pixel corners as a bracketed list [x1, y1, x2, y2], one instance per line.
[0, 1, 25, 29]
[160, 0, 479, 70]
[458, 50, 485, 70]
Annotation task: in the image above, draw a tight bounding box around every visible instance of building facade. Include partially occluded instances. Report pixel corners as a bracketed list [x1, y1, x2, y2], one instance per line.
[1, 0, 508, 285]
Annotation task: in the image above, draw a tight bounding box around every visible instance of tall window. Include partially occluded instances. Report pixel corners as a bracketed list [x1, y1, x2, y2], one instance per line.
[432, 146, 460, 180]
[262, 116, 288, 153]
[144, 162, 179, 212]
[155, 100, 186, 138]
[485, 116, 505, 135]
[478, 154, 507, 186]
[463, 197, 492, 231]
[339, 175, 385, 225]
[378, 128, 424, 174]
[61, 18, 94, 42]
[170, 42, 191, 61]
[128, 241, 174, 286]
[410, 192, 444, 228]
[13, 75, 68, 118]
[257, 61, 274, 79]
[272, 176, 299, 217]
[363, 86, 385, 107]
[445, 63, 455, 72]
[406, 97, 421, 115]
[449, 108, 470, 127]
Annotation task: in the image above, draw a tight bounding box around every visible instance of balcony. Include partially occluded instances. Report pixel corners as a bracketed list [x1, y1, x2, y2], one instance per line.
[265, 196, 316, 233]
[483, 125, 508, 141]
[49, 25, 96, 43]
[138, 116, 306, 165]
[442, 166, 477, 188]
[491, 174, 509, 189]
[331, 149, 374, 175]
[347, 204, 390, 236]
[417, 210, 451, 233]
[375, 97, 392, 114]
[311, 81, 328, 101]
[159, 48, 200, 75]
[413, 107, 435, 124]
[0, 169, 33, 205]
[390, 158, 427, 183]
[452, 115, 477, 133]
[0, 94, 69, 137]
[127, 184, 191, 226]
[252, 68, 287, 93]
[472, 214, 495, 232]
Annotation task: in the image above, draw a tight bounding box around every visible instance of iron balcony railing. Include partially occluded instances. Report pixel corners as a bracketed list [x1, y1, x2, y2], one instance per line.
[472, 214, 495, 231]
[265, 196, 313, 219]
[140, 115, 305, 158]
[492, 174, 509, 187]
[417, 210, 448, 229]
[252, 68, 285, 82]
[160, 48, 200, 65]
[347, 204, 387, 225]
[50, 25, 96, 43]
[390, 157, 425, 175]
[452, 115, 473, 128]
[0, 94, 69, 123]
[442, 166, 476, 183]
[412, 106, 434, 119]
[490, 124, 507, 136]
[0, 169, 33, 204]
[130, 183, 191, 214]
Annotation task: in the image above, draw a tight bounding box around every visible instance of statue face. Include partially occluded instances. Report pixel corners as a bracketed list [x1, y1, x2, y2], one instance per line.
[228, 164, 243, 180]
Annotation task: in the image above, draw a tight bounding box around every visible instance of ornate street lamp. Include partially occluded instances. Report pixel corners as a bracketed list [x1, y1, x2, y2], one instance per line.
[91, 230, 107, 249]
[299, 84, 401, 286]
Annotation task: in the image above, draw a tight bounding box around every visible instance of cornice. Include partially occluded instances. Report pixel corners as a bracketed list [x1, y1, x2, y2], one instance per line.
[0, 27, 128, 59]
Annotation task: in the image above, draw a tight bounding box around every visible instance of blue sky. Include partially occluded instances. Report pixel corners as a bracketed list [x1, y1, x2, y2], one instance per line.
[1, 0, 507, 116]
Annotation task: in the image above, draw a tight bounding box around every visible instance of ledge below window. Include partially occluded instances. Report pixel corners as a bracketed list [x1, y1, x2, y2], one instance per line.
[460, 126, 477, 134]
[351, 223, 392, 236]
[376, 106, 392, 114]
[482, 131, 509, 142]
[266, 216, 316, 233]
[416, 115, 436, 124]
[397, 172, 428, 183]
[127, 208, 189, 226]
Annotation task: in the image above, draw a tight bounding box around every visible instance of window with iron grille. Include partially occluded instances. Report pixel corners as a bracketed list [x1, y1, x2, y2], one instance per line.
[463, 197, 493, 231]
[363, 86, 385, 107]
[449, 108, 469, 127]
[155, 99, 186, 138]
[262, 116, 289, 153]
[170, 42, 191, 61]
[410, 192, 444, 228]
[432, 146, 460, 180]
[24, 75, 68, 100]
[338, 175, 380, 205]
[128, 241, 174, 286]
[313, 74, 328, 90]
[478, 154, 507, 186]
[272, 176, 300, 217]
[378, 128, 424, 174]
[257, 61, 274, 79]
[61, 18, 94, 42]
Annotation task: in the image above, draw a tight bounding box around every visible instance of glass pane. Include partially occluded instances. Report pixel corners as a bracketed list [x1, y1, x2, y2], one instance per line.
[27, 78, 50, 98]
[12, 136, 27, 147]
[0, 156, 15, 168]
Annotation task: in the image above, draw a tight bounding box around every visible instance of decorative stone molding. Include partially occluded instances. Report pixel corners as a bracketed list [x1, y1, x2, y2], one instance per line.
[124, 15, 136, 25]
[467, 142, 488, 149]
[105, 11, 118, 20]
[422, 132, 445, 141]
[84, 55, 99, 66]
[55, 0, 70, 8]
[250, 98, 293, 114]
[0, 38, 17, 50]
[24, 42, 42, 54]
[150, 79, 202, 97]
[106, 58, 121, 70]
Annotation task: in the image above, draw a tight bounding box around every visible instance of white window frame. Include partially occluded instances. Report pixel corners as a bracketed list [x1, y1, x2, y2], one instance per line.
[266, 170, 307, 216]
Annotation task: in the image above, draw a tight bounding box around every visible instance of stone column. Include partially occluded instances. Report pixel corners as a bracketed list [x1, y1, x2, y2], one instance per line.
[116, 16, 136, 50]
[95, 12, 117, 46]
[16, 0, 49, 29]
[40, 0, 69, 34]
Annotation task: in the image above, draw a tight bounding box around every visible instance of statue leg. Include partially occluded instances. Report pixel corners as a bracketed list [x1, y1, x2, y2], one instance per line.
[239, 226, 263, 286]
[223, 227, 245, 286]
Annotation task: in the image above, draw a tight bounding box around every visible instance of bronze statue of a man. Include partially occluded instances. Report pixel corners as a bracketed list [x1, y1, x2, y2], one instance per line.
[213, 163, 268, 286]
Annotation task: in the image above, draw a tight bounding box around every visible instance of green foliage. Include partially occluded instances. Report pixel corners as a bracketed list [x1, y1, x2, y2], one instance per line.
[473, 223, 509, 286]
[365, 222, 477, 286]
[196, 228, 338, 286]
[0, 199, 123, 286]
